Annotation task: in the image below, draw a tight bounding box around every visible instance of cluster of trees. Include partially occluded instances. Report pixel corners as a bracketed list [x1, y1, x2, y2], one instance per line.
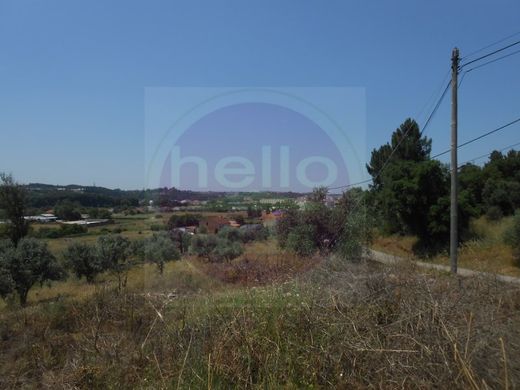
[0, 230, 187, 306]
[167, 213, 201, 229]
[367, 119, 458, 253]
[459, 150, 520, 220]
[53, 200, 113, 221]
[276, 187, 370, 259]
[367, 118, 520, 254]
[31, 224, 87, 239]
[189, 225, 268, 262]
[27, 184, 139, 209]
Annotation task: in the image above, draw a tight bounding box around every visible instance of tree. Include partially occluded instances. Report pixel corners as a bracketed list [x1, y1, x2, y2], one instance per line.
[0, 173, 29, 246]
[364, 119, 473, 254]
[63, 242, 103, 283]
[367, 119, 431, 190]
[1, 238, 65, 305]
[169, 229, 192, 254]
[167, 214, 201, 230]
[286, 225, 316, 257]
[276, 187, 372, 260]
[189, 235, 242, 263]
[54, 200, 82, 221]
[308, 186, 328, 203]
[0, 240, 15, 299]
[96, 235, 131, 291]
[142, 233, 180, 274]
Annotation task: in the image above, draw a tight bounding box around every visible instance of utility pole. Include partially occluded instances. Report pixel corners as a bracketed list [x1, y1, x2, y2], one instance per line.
[450, 47, 460, 274]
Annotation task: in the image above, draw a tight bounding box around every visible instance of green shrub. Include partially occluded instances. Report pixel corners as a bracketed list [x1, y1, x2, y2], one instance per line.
[0, 238, 65, 305]
[486, 206, 503, 222]
[32, 224, 87, 239]
[286, 225, 316, 257]
[189, 234, 242, 262]
[150, 224, 166, 231]
[141, 233, 180, 274]
[63, 242, 103, 283]
[505, 211, 520, 264]
[167, 214, 201, 229]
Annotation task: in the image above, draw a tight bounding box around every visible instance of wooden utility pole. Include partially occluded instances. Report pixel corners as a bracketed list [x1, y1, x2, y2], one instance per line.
[450, 47, 460, 274]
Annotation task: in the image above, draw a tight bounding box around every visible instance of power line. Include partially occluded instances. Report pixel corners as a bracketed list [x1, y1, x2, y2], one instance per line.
[462, 47, 520, 74]
[331, 39, 519, 192]
[330, 79, 451, 191]
[457, 140, 520, 167]
[460, 39, 520, 68]
[431, 116, 520, 159]
[340, 116, 520, 190]
[328, 178, 372, 191]
[416, 70, 450, 124]
[462, 31, 520, 60]
[421, 81, 450, 135]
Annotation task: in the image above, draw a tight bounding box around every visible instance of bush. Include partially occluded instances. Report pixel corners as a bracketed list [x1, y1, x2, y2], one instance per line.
[0, 238, 65, 305]
[63, 242, 103, 283]
[505, 211, 520, 264]
[32, 224, 87, 239]
[96, 235, 132, 291]
[239, 225, 269, 243]
[286, 225, 316, 257]
[189, 235, 242, 262]
[167, 214, 201, 230]
[150, 224, 166, 231]
[217, 226, 242, 242]
[486, 206, 503, 222]
[54, 200, 82, 221]
[141, 233, 180, 274]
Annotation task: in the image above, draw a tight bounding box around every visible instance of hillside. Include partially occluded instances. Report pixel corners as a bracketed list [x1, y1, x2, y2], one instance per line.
[1, 241, 520, 388]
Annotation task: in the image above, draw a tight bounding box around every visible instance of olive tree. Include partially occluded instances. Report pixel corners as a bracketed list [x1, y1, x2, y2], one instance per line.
[63, 242, 104, 283]
[96, 235, 131, 291]
[142, 233, 180, 274]
[189, 235, 242, 263]
[0, 238, 65, 305]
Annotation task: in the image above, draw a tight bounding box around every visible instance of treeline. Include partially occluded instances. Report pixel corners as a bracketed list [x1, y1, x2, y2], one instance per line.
[366, 118, 520, 254]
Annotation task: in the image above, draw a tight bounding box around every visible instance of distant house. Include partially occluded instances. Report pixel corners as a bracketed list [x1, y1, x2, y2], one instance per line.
[201, 215, 230, 234]
[24, 213, 58, 223]
[172, 226, 197, 235]
[228, 220, 241, 228]
[200, 215, 242, 233]
[61, 219, 110, 227]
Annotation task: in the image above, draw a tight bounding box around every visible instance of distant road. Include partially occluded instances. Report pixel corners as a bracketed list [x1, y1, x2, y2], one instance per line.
[367, 248, 520, 285]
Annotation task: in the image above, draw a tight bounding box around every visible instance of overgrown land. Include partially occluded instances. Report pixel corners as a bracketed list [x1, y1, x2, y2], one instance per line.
[2, 117, 520, 387]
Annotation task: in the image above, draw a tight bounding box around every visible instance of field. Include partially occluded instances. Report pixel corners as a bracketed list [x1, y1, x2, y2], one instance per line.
[2, 234, 520, 388]
[373, 215, 520, 277]
[2, 212, 520, 388]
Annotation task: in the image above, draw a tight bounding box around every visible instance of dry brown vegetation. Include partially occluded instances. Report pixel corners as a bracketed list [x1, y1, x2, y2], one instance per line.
[373, 215, 520, 277]
[1, 247, 520, 388]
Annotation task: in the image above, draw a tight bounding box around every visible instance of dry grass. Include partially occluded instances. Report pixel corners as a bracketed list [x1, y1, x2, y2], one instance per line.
[1, 252, 520, 388]
[372, 234, 417, 258]
[196, 239, 319, 286]
[373, 216, 520, 277]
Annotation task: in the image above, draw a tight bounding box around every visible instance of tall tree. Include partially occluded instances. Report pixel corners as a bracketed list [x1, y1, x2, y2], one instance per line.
[367, 119, 431, 189]
[0, 174, 29, 246]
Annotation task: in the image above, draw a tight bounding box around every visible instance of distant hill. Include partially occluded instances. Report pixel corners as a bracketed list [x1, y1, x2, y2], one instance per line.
[24, 183, 303, 208]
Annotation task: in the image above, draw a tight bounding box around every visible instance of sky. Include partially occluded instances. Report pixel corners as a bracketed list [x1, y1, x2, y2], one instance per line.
[0, 0, 519, 190]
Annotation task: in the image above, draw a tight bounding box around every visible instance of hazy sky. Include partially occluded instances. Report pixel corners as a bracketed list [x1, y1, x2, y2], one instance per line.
[1, 0, 519, 190]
